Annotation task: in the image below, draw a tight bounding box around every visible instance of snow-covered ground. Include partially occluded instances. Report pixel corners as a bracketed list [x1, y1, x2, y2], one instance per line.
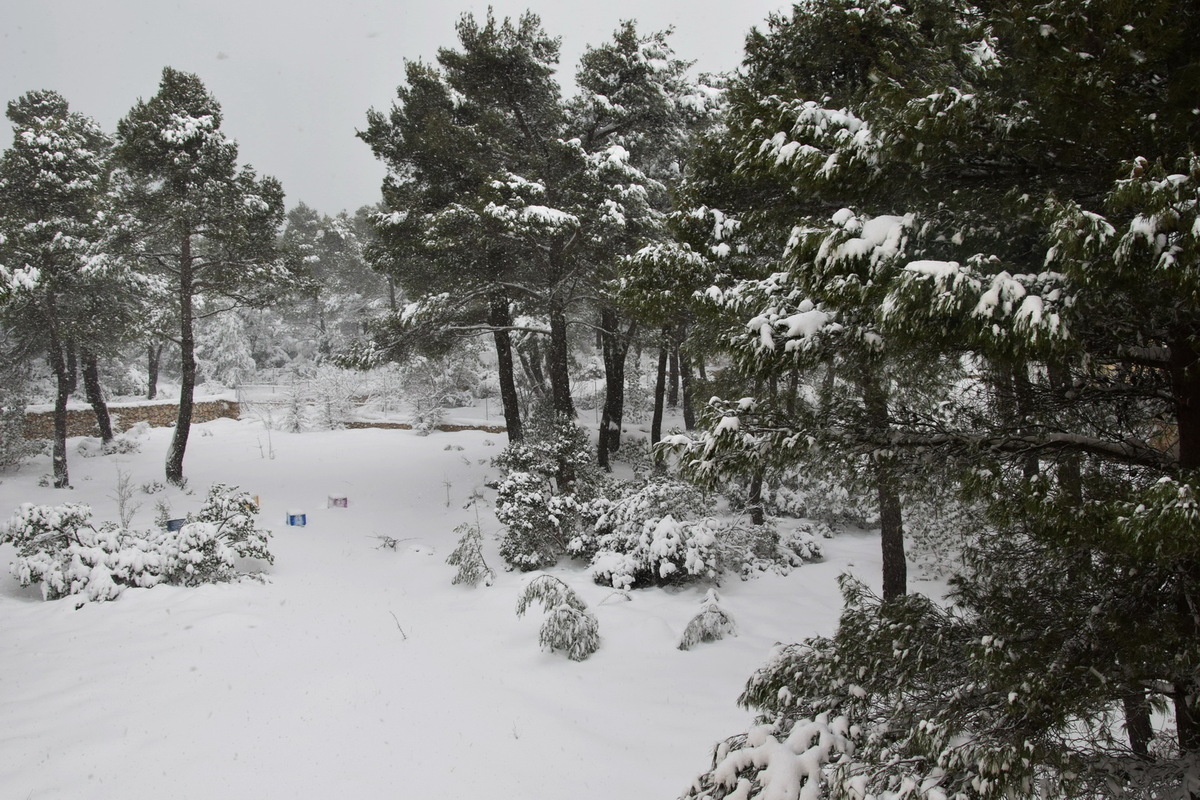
[0, 417, 886, 800]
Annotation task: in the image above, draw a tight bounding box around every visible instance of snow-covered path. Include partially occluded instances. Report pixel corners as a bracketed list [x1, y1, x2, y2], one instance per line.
[0, 420, 881, 799]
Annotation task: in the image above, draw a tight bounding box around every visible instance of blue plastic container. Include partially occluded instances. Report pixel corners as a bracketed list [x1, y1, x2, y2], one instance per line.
[287, 512, 307, 527]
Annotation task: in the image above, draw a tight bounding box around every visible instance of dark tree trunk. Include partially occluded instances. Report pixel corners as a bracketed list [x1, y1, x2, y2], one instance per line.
[1012, 364, 1040, 479]
[47, 317, 71, 488]
[166, 234, 195, 485]
[82, 350, 114, 443]
[786, 368, 800, 416]
[547, 307, 575, 419]
[1175, 680, 1200, 753]
[597, 307, 633, 469]
[680, 352, 696, 431]
[651, 328, 669, 445]
[1047, 361, 1081, 501]
[489, 297, 523, 442]
[147, 342, 163, 400]
[748, 471, 765, 526]
[668, 347, 680, 407]
[862, 363, 906, 600]
[1168, 329, 1200, 757]
[697, 357, 707, 382]
[1122, 692, 1154, 759]
[1171, 334, 1200, 471]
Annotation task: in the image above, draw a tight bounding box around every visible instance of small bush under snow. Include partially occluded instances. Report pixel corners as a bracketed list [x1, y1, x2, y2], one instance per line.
[1, 484, 273, 603]
[574, 479, 823, 590]
[679, 589, 737, 651]
[515, 574, 600, 661]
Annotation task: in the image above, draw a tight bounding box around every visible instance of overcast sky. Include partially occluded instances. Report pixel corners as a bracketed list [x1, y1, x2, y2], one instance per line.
[1, 0, 787, 216]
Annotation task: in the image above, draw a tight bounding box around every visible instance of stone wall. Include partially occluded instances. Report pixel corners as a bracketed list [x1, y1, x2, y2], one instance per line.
[24, 400, 240, 439]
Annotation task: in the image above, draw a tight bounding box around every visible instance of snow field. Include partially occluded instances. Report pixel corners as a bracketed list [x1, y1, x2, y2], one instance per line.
[0, 418, 882, 799]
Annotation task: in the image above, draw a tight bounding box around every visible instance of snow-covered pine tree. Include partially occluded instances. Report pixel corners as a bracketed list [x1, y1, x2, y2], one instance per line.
[111, 67, 293, 485]
[678, 0, 1200, 796]
[0, 90, 139, 487]
[678, 588, 736, 650]
[445, 522, 494, 587]
[515, 574, 599, 661]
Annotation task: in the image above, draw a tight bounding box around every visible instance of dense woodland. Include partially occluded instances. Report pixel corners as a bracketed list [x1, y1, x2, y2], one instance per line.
[2, 0, 1200, 797]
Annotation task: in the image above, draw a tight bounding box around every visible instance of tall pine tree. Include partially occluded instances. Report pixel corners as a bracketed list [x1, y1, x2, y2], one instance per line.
[112, 67, 289, 484]
[0, 90, 133, 487]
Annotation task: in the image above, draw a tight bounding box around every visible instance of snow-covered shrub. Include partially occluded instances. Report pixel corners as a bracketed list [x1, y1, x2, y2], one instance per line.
[282, 379, 308, 433]
[493, 407, 601, 571]
[679, 589, 737, 650]
[77, 433, 142, 458]
[185, 483, 273, 566]
[410, 402, 445, 436]
[576, 478, 823, 589]
[572, 477, 710, 559]
[1, 485, 272, 602]
[715, 518, 824, 579]
[515, 574, 600, 661]
[445, 522, 494, 586]
[495, 471, 580, 570]
[589, 513, 722, 590]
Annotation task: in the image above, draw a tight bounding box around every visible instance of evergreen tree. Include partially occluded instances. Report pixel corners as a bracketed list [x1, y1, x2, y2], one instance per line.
[0, 90, 135, 487]
[112, 67, 290, 484]
[681, 1, 1200, 795]
[570, 22, 723, 467]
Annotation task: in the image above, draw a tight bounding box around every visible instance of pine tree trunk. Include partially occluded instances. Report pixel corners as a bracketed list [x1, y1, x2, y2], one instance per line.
[166, 234, 195, 486]
[1123, 692, 1153, 759]
[748, 471, 765, 526]
[668, 347, 680, 407]
[489, 297, 523, 442]
[147, 342, 162, 400]
[597, 307, 632, 468]
[547, 307, 575, 418]
[651, 328, 670, 445]
[862, 363, 906, 600]
[1047, 361, 1081, 501]
[680, 352, 696, 431]
[1012, 364, 1039, 479]
[82, 350, 114, 443]
[47, 316, 71, 488]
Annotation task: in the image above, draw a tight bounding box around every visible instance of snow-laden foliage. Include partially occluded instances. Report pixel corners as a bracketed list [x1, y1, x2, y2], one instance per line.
[1, 484, 272, 602]
[678, 589, 737, 651]
[495, 470, 581, 570]
[515, 574, 600, 661]
[493, 409, 600, 570]
[586, 512, 721, 591]
[574, 477, 822, 589]
[445, 521, 494, 587]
